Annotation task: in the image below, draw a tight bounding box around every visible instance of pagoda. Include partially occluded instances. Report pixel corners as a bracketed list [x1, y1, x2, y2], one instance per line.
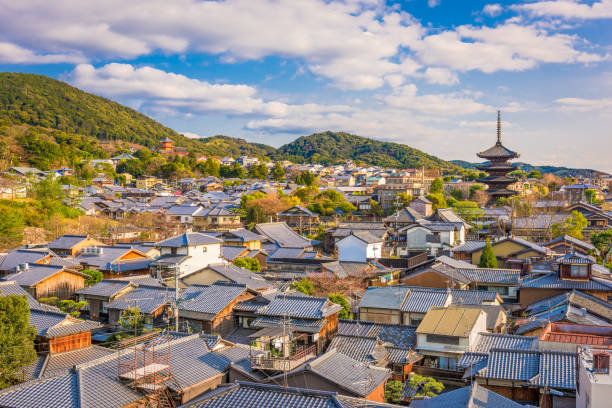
[476, 111, 520, 203]
[160, 137, 175, 152]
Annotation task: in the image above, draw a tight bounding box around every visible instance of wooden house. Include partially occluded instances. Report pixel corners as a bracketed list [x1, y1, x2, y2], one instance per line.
[2, 264, 86, 300]
[47, 235, 105, 257]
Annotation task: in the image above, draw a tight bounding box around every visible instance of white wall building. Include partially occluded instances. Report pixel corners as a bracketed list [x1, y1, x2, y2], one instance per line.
[576, 347, 612, 408]
[152, 232, 225, 279]
[336, 232, 383, 263]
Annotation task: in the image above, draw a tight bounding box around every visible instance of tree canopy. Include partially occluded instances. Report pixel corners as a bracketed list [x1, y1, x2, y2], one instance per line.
[479, 238, 498, 268]
[551, 210, 588, 240]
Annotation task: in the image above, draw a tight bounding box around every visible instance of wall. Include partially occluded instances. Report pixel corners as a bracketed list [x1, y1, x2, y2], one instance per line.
[48, 331, 91, 353]
[359, 307, 401, 324]
[337, 235, 367, 263]
[401, 269, 466, 290]
[34, 270, 85, 299]
[472, 240, 541, 264]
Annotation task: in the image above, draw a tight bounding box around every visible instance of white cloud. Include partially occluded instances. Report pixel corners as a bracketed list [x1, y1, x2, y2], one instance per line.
[516, 0, 612, 19]
[428, 0, 441, 8]
[415, 22, 606, 73]
[483, 4, 503, 17]
[555, 97, 612, 112]
[383, 84, 494, 114]
[423, 67, 459, 85]
[0, 42, 86, 64]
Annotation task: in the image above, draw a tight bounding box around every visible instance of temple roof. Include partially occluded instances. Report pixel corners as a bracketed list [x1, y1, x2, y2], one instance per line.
[476, 111, 519, 160]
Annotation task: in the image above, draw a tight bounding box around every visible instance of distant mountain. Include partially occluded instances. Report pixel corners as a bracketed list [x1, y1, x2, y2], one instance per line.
[450, 160, 607, 178]
[193, 135, 276, 158]
[277, 131, 458, 169]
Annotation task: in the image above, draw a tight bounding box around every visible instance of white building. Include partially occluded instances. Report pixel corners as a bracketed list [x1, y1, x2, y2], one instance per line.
[152, 232, 224, 279]
[576, 347, 612, 408]
[336, 231, 383, 263]
[398, 221, 465, 256]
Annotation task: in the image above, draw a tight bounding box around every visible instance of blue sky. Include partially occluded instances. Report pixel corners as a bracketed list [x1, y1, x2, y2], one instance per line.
[1, 0, 611, 172]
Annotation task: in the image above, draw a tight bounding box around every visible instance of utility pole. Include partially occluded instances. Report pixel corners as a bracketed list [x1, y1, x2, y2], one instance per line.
[174, 263, 179, 332]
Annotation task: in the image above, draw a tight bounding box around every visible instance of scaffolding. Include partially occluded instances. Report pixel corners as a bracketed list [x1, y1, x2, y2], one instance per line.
[118, 334, 180, 408]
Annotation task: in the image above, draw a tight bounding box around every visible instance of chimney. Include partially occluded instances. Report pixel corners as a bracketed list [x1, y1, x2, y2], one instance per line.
[593, 351, 610, 374]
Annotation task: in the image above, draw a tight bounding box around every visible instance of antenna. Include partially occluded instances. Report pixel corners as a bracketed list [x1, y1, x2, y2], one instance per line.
[496, 110, 502, 145]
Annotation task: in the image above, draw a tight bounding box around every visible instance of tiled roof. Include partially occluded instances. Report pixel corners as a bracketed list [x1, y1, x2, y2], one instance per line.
[40, 346, 115, 378]
[472, 332, 538, 354]
[435, 255, 477, 269]
[308, 349, 391, 397]
[410, 383, 523, 408]
[75, 246, 152, 270]
[106, 285, 170, 314]
[337, 320, 417, 349]
[76, 280, 133, 298]
[155, 232, 221, 247]
[2, 264, 67, 287]
[536, 350, 577, 389]
[544, 235, 596, 251]
[521, 274, 612, 291]
[47, 235, 90, 250]
[456, 268, 520, 285]
[349, 231, 383, 244]
[260, 294, 342, 319]
[450, 289, 499, 305]
[458, 352, 489, 368]
[205, 263, 268, 290]
[252, 316, 325, 333]
[0, 280, 46, 310]
[254, 222, 313, 248]
[220, 245, 247, 261]
[452, 240, 486, 253]
[416, 307, 483, 337]
[400, 288, 451, 313]
[359, 286, 409, 310]
[29, 310, 101, 338]
[485, 349, 540, 381]
[181, 282, 246, 317]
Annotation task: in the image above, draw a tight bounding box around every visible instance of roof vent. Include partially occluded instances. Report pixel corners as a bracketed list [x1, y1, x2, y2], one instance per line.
[18, 263, 29, 272]
[593, 351, 610, 374]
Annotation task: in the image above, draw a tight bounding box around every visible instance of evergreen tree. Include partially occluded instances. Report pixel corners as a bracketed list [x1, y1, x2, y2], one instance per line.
[271, 162, 285, 180]
[385, 380, 403, 403]
[0, 295, 37, 389]
[479, 238, 498, 268]
[430, 177, 444, 195]
[328, 293, 351, 319]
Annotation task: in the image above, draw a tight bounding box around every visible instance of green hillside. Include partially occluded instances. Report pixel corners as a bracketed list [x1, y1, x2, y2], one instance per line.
[450, 160, 606, 178]
[277, 131, 458, 169]
[195, 135, 276, 158]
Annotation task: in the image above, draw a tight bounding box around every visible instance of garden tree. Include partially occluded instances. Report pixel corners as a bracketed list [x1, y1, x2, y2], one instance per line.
[430, 178, 445, 195]
[294, 186, 319, 204]
[233, 257, 261, 273]
[290, 278, 314, 295]
[271, 162, 285, 180]
[450, 188, 465, 200]
[116, 158, 145, 178]
[508, 170, 527, 179]
[134, 147, 153, 162]
[0, 206, 25, 248]
[551, 210, 588, 240]
[295, 171, 317, 187]
[425, 193, 447, 210]
[0, 295, 37, 389]
[232, 161, 246, 178]
[308, 189, 356, 216]
[407, 374, 444, 397]
[119, 307, 144, 336]
[472, 190, 489, 207]
[584, 189, 600, 204]
[392, 192, 412, 212]
[82, 268, 103, 286]
[469, 183, 484, 199]
[328, 293, 351, 319]
[39, 297, 88, 318]
[247, 163, 268, 179]
[592, 230, 612, 255]
[243, 192, 298, 224]
[451, 200, 484, 222]
[367, 199, 384, 217]
[479, 238, 498, 268]
[541, 173, 564, 190]
[527, 170, 542, 179]
[384, 380, 403, 403]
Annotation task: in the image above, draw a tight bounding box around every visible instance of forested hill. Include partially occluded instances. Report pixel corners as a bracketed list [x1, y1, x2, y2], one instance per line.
[277, 131, 458, 169]
[450, 160, 607, 178]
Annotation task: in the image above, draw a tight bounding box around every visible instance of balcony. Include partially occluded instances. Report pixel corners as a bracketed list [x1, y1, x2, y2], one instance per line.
[250, 344, 316, 372]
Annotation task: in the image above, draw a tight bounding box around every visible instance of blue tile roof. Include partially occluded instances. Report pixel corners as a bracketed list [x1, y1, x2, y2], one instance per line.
[155, 232, 221, 248]
[181, 282, 246, 317]
[521, 274, 612, 291]
[260, 294, 342, 319]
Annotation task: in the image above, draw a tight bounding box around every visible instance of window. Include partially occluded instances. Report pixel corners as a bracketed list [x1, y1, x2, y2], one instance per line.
[570, 265, 589, 278]
[102, 301, 108, 313]
[426, 334, 459, 345]
[439, 357, 457, 370]
[410, 317, 423, 326]
[202, 246, 207, 253]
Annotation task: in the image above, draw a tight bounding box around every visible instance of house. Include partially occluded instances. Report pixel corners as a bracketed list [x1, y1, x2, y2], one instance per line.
[276, 205, 319, 234]
[75, 245, 153, 278]
[135, 175, 163, 189]
[414, 306, 487, 381]
[576, 347, 612, 408]
[105, 284, 170, 328]
[384, 207, 424, 229]
[29, 309, 101, 354]
[566, 202, 612, 232]
[180, 281, 254, 336]
[47, 235, 105, 257]
[2, 264, 86, 300]
[561, 183, 604, 203]
[76, 279, 137, 320]
[0, 249, 53, 275]
[519, 253, 612, 307]
[181, 263, 269, 292]
[538, 323, 612, 351]
[336, 231, 383, 262]
[209, 228, 265, 250]
[398, 221, 465, 256]
[410, 196, 434, 217]
[455, 236, 549, 267]
[254, 222, 317, 252]
[8, 166, 45, 178]
[409, 383, 524, 408]
[543, 234, 597, 256]
[325, 222, 388, 253]
[151, 232, 224, 279]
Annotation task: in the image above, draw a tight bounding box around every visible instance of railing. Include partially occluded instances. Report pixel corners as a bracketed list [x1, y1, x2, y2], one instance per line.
[378, 251, 429, 269]
[250, 344, 317, 371]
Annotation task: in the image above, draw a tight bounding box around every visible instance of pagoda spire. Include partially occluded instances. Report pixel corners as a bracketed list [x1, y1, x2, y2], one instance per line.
[496, 110, 501, 145]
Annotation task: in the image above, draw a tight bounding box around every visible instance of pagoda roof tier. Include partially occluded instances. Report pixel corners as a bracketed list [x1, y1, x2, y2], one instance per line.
[477, 176, 517, 183]
[476, 163, 516, 172]
[477, 142, 519, 160]
[485, 189, 517, 196]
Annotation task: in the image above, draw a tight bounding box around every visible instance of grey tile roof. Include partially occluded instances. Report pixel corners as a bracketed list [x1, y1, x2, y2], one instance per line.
[337, 320, 417, 349]
[0, 280, 45, 310]
[0, 249, 52, 272]
[41, 346, 115, 378]
[47, 235, 90, 250]
[205, 263, 269, 291]
[456, 268, 521, 285]
[359, 286, 409, 310]
[259, 294, 342, 319]
[400, 287, 451, 313]
[452, 240, 486, 253]
[458, 352, 489, 368]
[525, 289, 612, 321]
[544, 234, 596, 251]
[220, 245, 247, 261]
[28, 309, 101, 338]
[308, 349, 391, 397]
[75, 246, 152, 271]
[349, 231, 383, 244]
[536, 350, 577, 389]
[521, 274, 612, 291]
[155, 232, 221, 247]
[409, 383, 524, 408]
[182, 381, 363, 408]
[485, 349, 540, 381]
[252, 316, 326, 333]
[254, 222, 313, 248]
[450, 289, 499, 305]
[472, 332, 538, 354]
[76, 279, 134, 298]
[3, 264, 68, 287]
[0, 372, 79, 408]
[435, 255, 477, 269]
[181, 282, 246, 317]
[106, 285, 170, 314]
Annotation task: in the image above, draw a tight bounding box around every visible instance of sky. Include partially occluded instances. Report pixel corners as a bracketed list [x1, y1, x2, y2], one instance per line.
[1, 0, 611, 172]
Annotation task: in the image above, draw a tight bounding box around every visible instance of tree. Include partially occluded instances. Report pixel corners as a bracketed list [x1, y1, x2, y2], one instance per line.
[0, 295, 37, 389]
[408, 373, 444, 397]
[469, 183, 484, 199]
[479, 238, 498, 268]
[0, 206, 25, 247]
[119, 307, 144, 336]
[385, 380, 403, 403]
[82, 268, 103, 286]
[551, 210, 588, 240]
[328, 293, 351, 319]
[39, 297, 88, 318]
[426, 193, 447, 210]
[527, 170, 542, 179]
[296, 171, 317, 187]
[430, 178, 444, 195]
[392, 192, 412, 212]
[592, 230, 612, 255]
[290, 278, 314, 295]
[584, 188, 600, 204]
[233, 257, 261, 273]
[450, 188, 465, 200]
[271, 162, 285, 180]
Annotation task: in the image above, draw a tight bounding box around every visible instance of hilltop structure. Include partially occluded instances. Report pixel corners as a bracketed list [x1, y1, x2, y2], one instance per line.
[476, 111, 520, 203]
